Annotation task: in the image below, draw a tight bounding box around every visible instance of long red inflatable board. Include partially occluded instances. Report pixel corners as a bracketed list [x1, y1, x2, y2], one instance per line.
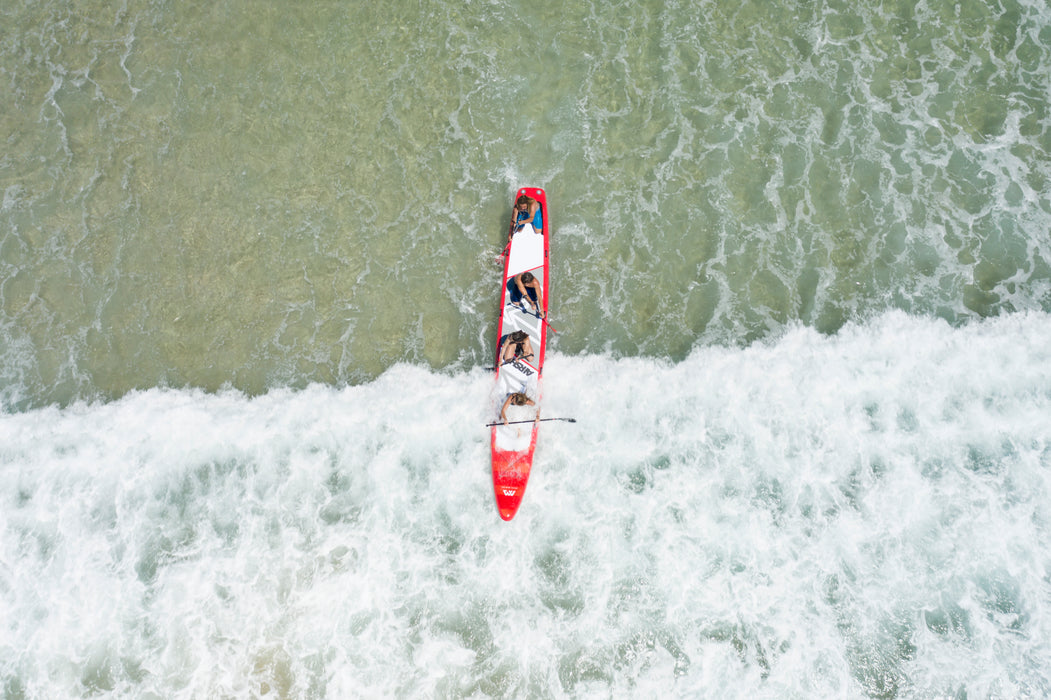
[490, 187, 549, 521]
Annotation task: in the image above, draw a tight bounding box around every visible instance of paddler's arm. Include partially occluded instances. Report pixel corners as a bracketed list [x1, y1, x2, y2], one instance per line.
[533, 283, 545, 318]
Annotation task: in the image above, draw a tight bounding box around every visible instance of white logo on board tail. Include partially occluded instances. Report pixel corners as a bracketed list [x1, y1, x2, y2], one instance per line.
[502, 488, 517, 496]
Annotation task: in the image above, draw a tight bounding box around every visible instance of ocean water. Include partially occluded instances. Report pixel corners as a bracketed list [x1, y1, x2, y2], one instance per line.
[2, 0, 1051, 697]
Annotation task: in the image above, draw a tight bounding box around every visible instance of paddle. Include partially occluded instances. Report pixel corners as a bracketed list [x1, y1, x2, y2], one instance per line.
[512, 301, 559, 334]
[486, 417, 577, 427]
[498, 214, 519, 259]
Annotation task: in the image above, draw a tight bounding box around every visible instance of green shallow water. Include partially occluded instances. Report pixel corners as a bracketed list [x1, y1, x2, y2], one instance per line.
[2, 0, 1050, 408]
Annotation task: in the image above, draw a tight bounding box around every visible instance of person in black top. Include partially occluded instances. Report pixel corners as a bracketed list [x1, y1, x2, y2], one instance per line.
[500, 330, 534, 363]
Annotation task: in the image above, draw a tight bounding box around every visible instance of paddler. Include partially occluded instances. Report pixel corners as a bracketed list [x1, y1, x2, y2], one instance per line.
[512, 272, 545, 319]
[500, 330, 534, 363]
[500, 392, 536, 425]
[508, 194, 542, 241]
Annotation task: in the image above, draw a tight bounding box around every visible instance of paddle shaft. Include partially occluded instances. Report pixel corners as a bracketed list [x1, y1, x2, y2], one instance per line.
[511, 302, 558, 333]
[487, 417, 576, 427]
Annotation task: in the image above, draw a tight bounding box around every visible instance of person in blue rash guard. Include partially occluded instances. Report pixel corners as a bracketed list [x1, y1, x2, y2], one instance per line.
[508, 194, 542, 241]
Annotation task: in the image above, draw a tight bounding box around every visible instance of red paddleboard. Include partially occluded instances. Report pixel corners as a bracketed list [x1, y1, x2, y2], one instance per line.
[490, 187, 549, 521]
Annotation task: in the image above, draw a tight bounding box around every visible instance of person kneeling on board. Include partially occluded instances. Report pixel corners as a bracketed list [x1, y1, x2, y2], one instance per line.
[500, 392, 536, 425]
[508, 195, 543, 241]
[513, 272, 545, 319]
[500, 330, 534, 363]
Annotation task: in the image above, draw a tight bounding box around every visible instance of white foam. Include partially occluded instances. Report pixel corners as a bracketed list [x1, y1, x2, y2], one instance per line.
[2, 312, 1050, 697]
